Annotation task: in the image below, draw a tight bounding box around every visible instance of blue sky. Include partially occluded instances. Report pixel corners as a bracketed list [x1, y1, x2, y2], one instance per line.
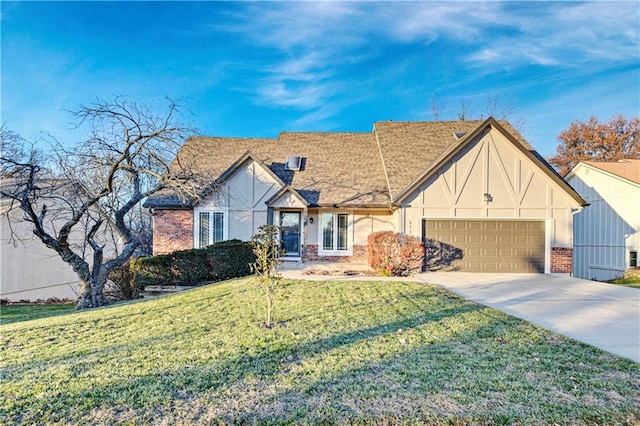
[2, 1, 639, 157]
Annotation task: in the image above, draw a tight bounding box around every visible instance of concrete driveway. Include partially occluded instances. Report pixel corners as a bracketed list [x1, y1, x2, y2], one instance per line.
[412, 272, 640, 363]
[282, 263, 639, 362]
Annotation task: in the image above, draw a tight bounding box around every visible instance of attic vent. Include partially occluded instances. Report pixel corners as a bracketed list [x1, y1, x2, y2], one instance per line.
[454, 132, 467, 139]
[285, 155, 302, 171]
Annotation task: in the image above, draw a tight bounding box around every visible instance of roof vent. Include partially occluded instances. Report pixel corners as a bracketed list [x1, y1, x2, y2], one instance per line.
[454, 131, 467, 139]
[285, 155, 302, 171]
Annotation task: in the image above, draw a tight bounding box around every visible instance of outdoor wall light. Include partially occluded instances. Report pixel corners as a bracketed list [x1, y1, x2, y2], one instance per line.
[309, 217, 314, 224]
[483, 193, 493, 203]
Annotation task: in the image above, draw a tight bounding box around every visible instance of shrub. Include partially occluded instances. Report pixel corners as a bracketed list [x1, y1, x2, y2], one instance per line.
[130, 254, 174, 287]
[130, 240, 256, 288]
[208, 239, 256, 281]
[106, 262, 144, 301]
[367, 231, 425, 276]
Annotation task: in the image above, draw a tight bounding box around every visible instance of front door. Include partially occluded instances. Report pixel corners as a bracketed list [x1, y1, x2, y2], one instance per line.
[280, 212, 301, 257]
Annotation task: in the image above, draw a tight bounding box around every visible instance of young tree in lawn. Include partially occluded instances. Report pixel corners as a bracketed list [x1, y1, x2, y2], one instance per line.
[250, 225, 284, 328]
[0, 98, 203, 308]
[548, 115, 639, 176]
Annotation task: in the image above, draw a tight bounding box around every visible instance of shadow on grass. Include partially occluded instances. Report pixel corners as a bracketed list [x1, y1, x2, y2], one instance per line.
[5, 280, 639, 425]
[2, 297, 486, 423]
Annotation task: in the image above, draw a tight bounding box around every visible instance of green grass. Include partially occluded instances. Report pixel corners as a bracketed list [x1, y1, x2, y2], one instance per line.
[1, 278, 638, 425]
[608, 275, 640, 288]
[0, 303, 76, 325]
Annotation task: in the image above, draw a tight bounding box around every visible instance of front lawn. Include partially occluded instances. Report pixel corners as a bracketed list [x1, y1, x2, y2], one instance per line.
[1, 278, 638, 425]
[0, 303, 76, 325]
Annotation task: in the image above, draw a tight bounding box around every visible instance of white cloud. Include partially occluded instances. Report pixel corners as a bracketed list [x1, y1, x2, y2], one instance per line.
[467, 1, 639, 67]
[225, 1, 639, 120]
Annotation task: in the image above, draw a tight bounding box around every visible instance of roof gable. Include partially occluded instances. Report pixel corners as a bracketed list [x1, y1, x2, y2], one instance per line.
[391, 118, 586, 206]
[216, 151, 285, 188]
[578, 159, 640, 186]
[267, 186, 308, 208]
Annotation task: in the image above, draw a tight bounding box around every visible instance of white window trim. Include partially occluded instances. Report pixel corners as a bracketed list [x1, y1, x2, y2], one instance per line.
[193, 207, 229, 248]
[317, 211, 353, 256]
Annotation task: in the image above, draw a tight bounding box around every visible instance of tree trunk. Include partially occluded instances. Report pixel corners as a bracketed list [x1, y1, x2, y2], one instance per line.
[266, 289, 272, 327]
[77, 275, 108, 309]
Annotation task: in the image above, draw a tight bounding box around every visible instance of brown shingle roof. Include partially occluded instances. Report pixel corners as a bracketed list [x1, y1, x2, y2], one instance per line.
[148, 132, 389, 208]
[373, 119, 535, 200]
[146, 119, 579, 208]
[276, 132, 389, 206]
[583, 159, 640, 185]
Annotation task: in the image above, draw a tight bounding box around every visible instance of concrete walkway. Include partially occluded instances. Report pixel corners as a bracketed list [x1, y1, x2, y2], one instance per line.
[282, 265, 640, 363]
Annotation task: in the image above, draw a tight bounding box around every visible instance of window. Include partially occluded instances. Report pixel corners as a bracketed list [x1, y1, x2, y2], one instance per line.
[631, 251, 638, 268]
[198, 211, 224, 247]
[321, 212, 350, 254]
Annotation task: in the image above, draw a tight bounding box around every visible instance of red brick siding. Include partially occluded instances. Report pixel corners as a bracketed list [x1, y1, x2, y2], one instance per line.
[551, 247, 573, 274]
[304, 244, 367, 262]
[152, 209, 193, 255]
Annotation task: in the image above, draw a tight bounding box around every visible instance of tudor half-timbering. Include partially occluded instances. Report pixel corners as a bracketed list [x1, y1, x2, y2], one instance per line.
[145, 118, 586, 273]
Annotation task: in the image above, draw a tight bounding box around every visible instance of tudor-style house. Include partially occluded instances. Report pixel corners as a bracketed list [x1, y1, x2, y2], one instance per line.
[145, 118, 586, 274]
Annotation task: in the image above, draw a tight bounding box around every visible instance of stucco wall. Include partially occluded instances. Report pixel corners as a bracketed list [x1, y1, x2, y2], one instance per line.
[193, 159, 283, 246]
[398, 128, 581, 273]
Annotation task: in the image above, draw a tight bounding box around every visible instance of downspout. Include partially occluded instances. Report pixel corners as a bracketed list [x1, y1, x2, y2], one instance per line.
[568, 206, 585, 276]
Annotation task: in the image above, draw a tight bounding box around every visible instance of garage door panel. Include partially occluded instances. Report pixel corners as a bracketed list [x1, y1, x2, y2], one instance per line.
[499, 235, 513, 243]
[483, 248, 498, 256]
[500, 248, 514, 257]
[484, 235, 498, 244]
[514, 235, 528, 243]
[528, 222, 544, 231]
[468, 222, 482, 230]
[453, 221, 466, 230]
[467, 248, 482, 256]
[498, 222, 513, 230]
[513, 248, 528, 257]
[484, 222, 498, 230]
[425, 220, 545, 273]
[529, 235, 544, 244]
[468, 235, 481, 243]
[453, 235, 467, 243]
[530, 248, 545, 257]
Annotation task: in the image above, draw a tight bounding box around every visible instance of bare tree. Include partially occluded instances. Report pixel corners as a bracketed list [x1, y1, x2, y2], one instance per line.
[457, 98, 473, 121]
[1, 98, 203, 308]
[428, 93, 526, 132]
[430, 93, 446, 121]
[483, 93, 526, 131]
[250, 225, 284, 328]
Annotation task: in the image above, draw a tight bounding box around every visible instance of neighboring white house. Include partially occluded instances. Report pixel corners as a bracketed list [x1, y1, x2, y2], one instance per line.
[1, 207, 81, 302]
[566, 159, 640, 280]
[1, 180, 120, 302]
